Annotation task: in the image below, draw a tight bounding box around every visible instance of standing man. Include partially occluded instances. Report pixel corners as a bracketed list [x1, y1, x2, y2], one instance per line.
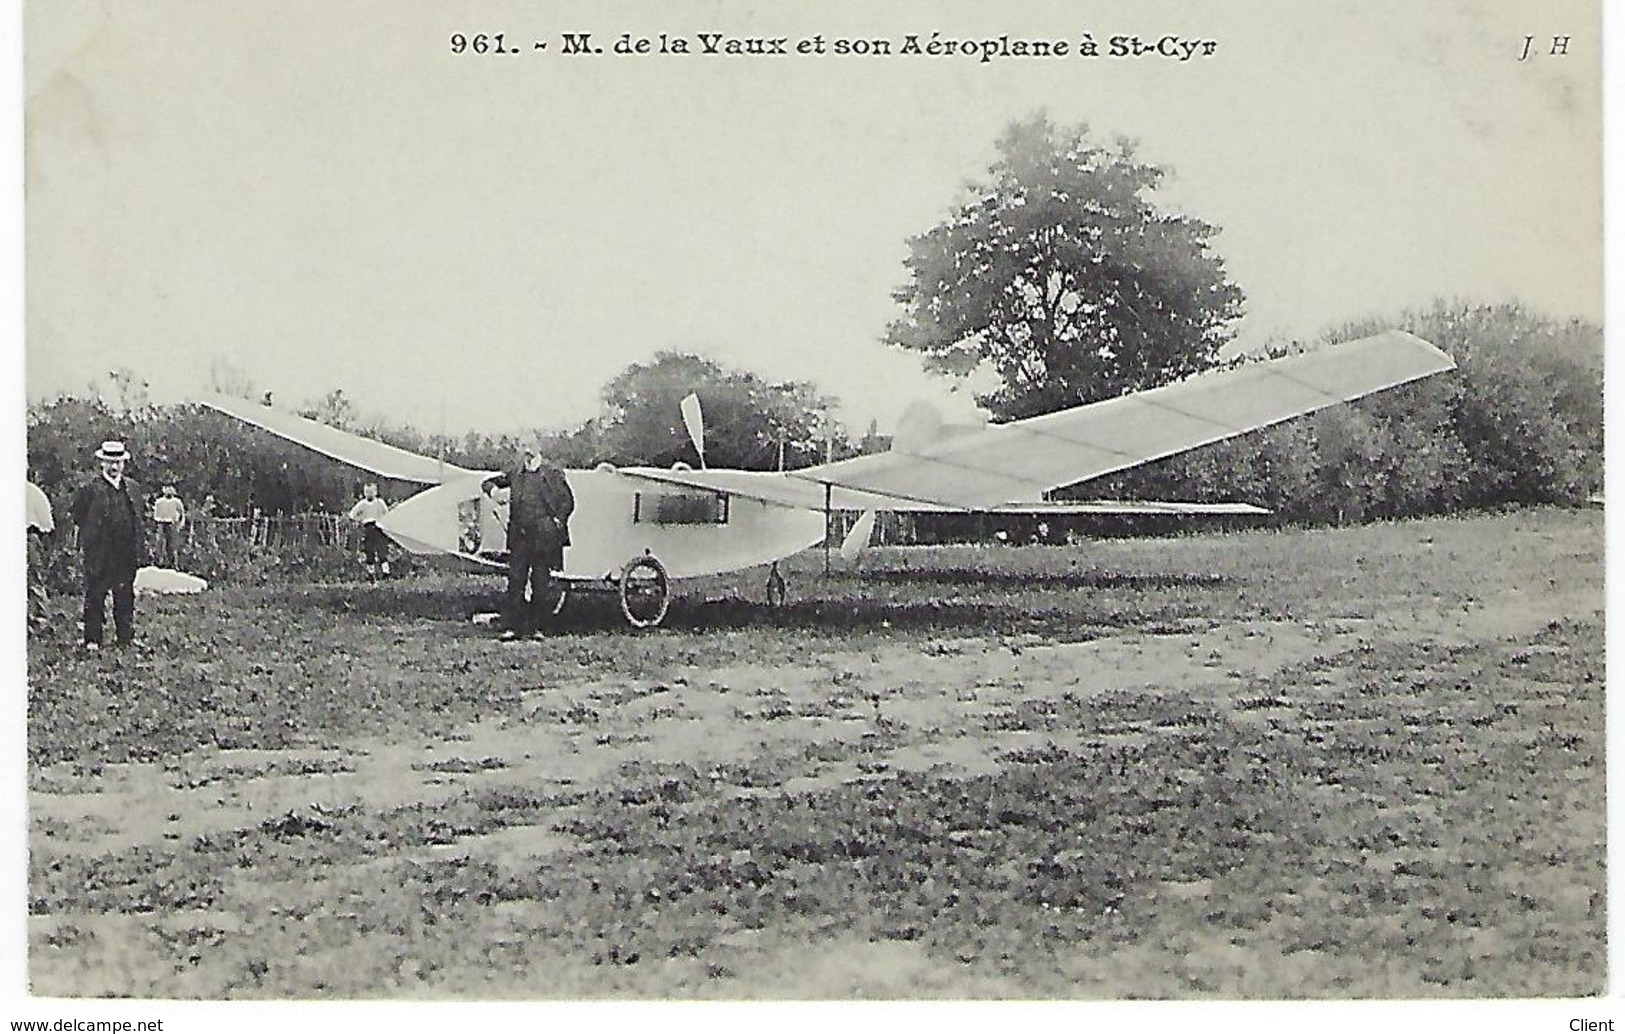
[347, 482, 391, 579]
[71, 440, 143, 651]
[26, 480, 55, 633]
[499, 447, 574, 640]
[152, 484, 187, 568]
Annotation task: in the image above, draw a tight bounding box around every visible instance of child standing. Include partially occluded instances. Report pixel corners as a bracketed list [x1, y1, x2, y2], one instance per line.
[347, 483, 391, 579]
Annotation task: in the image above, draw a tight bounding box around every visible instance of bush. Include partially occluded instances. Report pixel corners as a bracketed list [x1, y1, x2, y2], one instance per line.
[1081, 301, 1600, 524]
[33, 519, 411, 593]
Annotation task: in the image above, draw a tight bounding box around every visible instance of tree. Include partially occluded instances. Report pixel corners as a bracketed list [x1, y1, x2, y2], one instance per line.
[591, 352, 847, 470]
[887, 114, 1245, 420]
[27, 394, 122, 497]
[207, 359, 257, 399]
[1325, 301, 1600, 508]
[90, 367, 152, 416]
[300, 389, 359, 431]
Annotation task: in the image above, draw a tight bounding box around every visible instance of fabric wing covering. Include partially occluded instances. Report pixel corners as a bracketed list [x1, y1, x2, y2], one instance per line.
[195, 394, 485, 485]
[614, 467, 925, 513]
[980, 500, 1271, 516]
[788, 330, 1456, 510]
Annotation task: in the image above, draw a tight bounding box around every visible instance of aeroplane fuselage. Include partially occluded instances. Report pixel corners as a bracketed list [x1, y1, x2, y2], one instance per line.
[379, 468, 827, 581]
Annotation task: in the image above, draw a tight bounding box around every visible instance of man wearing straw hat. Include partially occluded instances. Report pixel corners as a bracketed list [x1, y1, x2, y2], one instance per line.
[70, 440, 144, 650]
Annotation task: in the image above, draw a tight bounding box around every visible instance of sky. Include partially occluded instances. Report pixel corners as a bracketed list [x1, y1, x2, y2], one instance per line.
[23, 0, 1603, 442]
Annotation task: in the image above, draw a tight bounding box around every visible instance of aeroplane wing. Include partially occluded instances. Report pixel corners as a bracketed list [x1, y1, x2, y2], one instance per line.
[980, 500, 1270, 516]
[196, 328, 1447, 517]
[194, 393, 488, 484]
[622, 330, 1450, 513]
[790, 330, 1453, 509]
[614, 467, 911, 512]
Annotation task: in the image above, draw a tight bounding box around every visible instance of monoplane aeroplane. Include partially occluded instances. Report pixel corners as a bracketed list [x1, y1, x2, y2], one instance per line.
[200, 330, 1455, 627]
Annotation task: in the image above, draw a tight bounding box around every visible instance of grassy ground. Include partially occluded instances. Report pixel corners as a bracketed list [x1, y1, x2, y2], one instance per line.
[26, 508, 1604, 998]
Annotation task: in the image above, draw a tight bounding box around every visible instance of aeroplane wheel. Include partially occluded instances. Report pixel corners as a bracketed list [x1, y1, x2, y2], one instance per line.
[619, 555, 670, 629]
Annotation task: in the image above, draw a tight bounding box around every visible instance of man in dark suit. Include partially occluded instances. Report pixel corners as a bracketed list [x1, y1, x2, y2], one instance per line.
[499, 446, 574, 640]
[71, 440, 144, 650]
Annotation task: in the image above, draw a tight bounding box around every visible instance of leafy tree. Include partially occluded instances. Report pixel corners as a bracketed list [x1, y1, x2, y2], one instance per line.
[206, 359, 257, 399]
[534, 422, 610, 470]
[27, 394, 125, 501]
[88, 367, 152, 415]
[887, 113, 1245, 420]
[856, 418, 892, 456]
[300, 389, 359, 430]
[1327, 301, 1600, 508]
[589, 351, 848, 470]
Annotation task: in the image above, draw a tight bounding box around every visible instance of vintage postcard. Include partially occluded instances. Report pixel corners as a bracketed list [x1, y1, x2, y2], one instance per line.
[13, 0, 1607, 1025]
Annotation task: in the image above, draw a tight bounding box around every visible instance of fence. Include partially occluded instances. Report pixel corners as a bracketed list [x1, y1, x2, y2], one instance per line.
[172, 513, 367, 583]
[187, 513, 354, 551]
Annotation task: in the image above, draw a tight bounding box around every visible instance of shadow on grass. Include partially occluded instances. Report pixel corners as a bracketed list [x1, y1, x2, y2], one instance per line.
[661, 594, 1022, 634]
[856, 569, 1231, 591]
[256, 580, 506, 622]
[257, 576, 1209, 638]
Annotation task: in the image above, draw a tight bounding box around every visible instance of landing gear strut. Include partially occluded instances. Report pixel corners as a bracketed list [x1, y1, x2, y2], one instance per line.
[543, 577, 568, 620]
[765, 561, 788, 606]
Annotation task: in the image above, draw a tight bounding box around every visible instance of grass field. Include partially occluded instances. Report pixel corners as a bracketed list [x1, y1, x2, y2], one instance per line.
[26, 508, 1605, 998]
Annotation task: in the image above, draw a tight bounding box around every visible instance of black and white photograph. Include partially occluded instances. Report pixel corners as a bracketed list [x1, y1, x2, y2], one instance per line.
[9, 0, 1609, 1022]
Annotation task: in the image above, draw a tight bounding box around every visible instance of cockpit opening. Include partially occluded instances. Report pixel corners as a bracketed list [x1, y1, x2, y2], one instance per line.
[633, 490, 729, 525]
